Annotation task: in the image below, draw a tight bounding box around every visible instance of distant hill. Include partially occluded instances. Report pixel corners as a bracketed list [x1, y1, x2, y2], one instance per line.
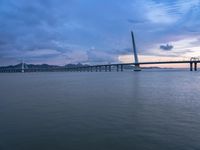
[0, 63, 90, 69]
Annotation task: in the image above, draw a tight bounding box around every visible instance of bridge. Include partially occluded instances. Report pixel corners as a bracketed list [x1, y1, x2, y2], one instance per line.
[0, 31, 199, 73]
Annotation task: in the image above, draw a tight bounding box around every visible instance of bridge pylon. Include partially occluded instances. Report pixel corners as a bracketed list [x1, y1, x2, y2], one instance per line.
[131, 31, 141, 71]
[21, 59, 25, 73]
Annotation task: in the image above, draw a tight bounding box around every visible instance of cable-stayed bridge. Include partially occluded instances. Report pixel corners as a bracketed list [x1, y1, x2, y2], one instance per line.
[0, 31, 199, 73]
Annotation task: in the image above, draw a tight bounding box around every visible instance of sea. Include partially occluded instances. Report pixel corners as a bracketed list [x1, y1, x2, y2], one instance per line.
[0, 70, 200, 150]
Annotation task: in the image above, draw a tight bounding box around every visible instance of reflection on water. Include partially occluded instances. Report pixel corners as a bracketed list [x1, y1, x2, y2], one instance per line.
[0, 71, 200, 150]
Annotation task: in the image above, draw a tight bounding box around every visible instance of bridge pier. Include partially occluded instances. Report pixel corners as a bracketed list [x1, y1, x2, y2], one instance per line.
[105, 66, 107, 72]
[190, 62, 193, 71]
[190, 62, 198, 71]
[121, 65, 123, 72]
[95, 66, 98, 72]
[194, 62, 197, 71]
[195, 62, 197, 71]
[117, 65, 119, 72]
[134, 64, 141, 71]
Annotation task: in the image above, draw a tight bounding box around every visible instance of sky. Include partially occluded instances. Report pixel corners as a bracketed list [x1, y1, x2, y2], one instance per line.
[0, 0, 200, 66]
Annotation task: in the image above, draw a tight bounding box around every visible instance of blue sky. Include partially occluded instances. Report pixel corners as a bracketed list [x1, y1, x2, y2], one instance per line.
[0, 0, 200, 65]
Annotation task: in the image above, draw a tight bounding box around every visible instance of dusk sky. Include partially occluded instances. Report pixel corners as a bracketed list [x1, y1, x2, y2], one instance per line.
[0, 0, 200, 66]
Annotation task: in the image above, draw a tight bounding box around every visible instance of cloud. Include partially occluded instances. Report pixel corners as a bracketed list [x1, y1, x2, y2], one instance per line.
[24, 49, 61, 57]
[86, 48, 118, 64]
[0, 0, 200, 65]
[160, 44, 174, 51]
[127, 19, 147, 24]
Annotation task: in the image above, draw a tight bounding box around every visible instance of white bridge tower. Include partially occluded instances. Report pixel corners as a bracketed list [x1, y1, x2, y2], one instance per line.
[131, 31, 141, 71]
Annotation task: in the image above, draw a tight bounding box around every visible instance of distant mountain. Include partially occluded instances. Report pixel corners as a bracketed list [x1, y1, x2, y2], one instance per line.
[65, 63, 90, 68]
[0, 63, 90, 69]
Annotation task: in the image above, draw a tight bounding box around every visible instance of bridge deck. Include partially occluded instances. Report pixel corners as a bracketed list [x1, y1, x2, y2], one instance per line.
[93, 60, 200, 67]
[0, 61, 199, 72]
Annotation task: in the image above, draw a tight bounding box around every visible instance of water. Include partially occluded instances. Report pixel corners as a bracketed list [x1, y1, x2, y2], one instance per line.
[0, 71, 200, 150]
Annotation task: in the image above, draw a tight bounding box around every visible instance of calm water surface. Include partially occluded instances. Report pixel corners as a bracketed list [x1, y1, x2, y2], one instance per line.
[0, 70, 200, 150]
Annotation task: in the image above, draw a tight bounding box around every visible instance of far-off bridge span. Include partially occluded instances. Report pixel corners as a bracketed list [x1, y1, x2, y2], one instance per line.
[0, 31, 199, 73]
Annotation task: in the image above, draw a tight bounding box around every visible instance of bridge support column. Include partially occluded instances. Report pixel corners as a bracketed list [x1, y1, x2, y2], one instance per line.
[95, 66, 98, 72]
[195, 62, 197, 71]
[190, 63, 193, 71]
[117, 65, 119, 72]
[109, 66, 111, 72]
[105, 66, 107, 72]
[121, 65, 123, 72]
[99, 66, 102, 72]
